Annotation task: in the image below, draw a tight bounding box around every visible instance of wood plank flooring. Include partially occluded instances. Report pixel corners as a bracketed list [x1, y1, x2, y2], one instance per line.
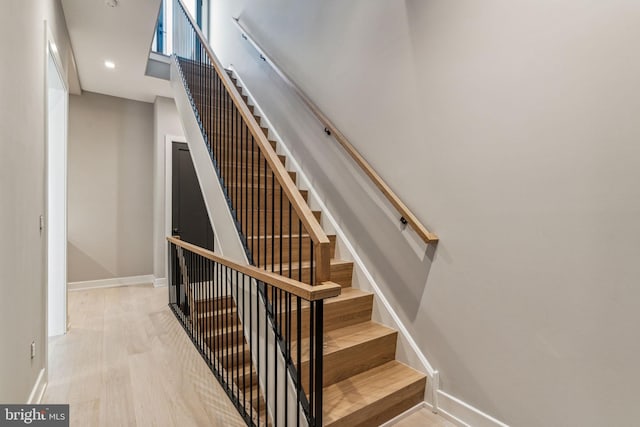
[389, 407, 457, 427]
[42, 284, 246, 427]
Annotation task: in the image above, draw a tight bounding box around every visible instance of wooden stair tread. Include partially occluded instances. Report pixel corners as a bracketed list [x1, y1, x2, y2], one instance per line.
[197, 305, 235, 318]
[323, 360, 427, 427]
[247, 233, 334, 241]
[264, 258, 354, 288]
[264, 258, 352, 271]
[203, 323, 242, 338]
[300, 321, 395, 359]
[267, 285, 370, 308]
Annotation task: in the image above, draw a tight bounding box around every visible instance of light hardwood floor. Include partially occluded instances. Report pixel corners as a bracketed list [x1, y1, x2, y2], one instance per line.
[43, 284, 246, 427]
[389, 408, 457, 427]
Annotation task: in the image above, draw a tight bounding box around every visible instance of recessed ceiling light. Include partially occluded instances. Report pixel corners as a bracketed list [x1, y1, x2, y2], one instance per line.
[104, 60, 116, 69]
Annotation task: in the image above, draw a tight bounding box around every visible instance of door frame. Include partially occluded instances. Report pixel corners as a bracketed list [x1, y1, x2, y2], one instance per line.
[44, 21, 69, 340]
[164, 134, 187, 282]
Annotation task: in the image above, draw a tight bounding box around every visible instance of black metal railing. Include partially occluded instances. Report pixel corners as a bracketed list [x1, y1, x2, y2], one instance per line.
[168, 237, 337, 426]
[172, 0, 330, 288]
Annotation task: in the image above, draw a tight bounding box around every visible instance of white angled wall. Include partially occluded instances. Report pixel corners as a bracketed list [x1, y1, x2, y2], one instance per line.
[209, 1, 640, 425]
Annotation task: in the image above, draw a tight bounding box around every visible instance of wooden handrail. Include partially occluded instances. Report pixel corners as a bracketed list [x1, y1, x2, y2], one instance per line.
[175, 0, 331, 281]
[232, 18, 439, 245]
[168, 236, 341, 301]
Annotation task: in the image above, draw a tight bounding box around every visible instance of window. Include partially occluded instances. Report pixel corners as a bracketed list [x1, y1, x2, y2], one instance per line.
[153, 0, 208, 55]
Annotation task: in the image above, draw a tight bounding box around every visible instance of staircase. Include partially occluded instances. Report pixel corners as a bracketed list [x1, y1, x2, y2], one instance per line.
[179, 65, 427, 426]
[170, 1, 428, 425]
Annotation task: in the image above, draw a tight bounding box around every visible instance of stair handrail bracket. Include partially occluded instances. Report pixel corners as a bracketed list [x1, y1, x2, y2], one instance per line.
[173, 0, 331, 284]
[232, 17, 438, 245]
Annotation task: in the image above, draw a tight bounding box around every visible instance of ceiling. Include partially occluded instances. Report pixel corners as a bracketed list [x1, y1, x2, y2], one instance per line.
[62, 0, 173, 103]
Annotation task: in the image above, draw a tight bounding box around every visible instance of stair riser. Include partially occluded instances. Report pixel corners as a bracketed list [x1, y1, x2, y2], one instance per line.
[186, 83, 250, 103]
[194, 296, 235, 312]
[299, 332, 397, 391]
[230, 210, 320, 236]
[239, 217, 305, 237]
[197, 310, 238, 330]
[248, 235, 334, 266]
[221, 174, 287, 190]
[232, 368, 257, 393]
[328, 381, 424, 427]
[198, 136, 277, 152]
[273, 293, 373, 340]
[220, 348, 251, 370]
[212, 152, 286, 168]
[205, 328, 244, 349]
[202, 121, 269, 138]
[226, 188, 308, 210]
[276, 262, 353, 288]
[192, 108, 263, 129]
[197, 126, 268, 145]
[214, 166, 294, 183]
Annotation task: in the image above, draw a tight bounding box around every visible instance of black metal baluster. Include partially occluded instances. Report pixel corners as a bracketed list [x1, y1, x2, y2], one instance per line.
[285, 291, 290, 427]
[314, 301, 324, 427]
[265, 282, 269, 427]
[274, 286, 278, 426]
[235, 99, 238, 215]
[226, 266, 230, 389]
[296, 296, 302, 427]
[199, 254, 203, 352]
[243, 123, 248, 248]
[271, 171, 275, 275]
[218, 261, 222, 381]
[236, 269, 240, 402]
[216, 72, 220, 169]
[289, 202, 292, 279]
[249, 272, 254, 423]
[310, 239, 314, 288]
[251, 135, 255, 263]
[208, 258, 212, 368]
[263, 157, 267, 272]
[257, 151, 261, 268]
[256, 279, 260, 426]
[309, 300, 315, 421]
[280, 185, 283, 277]
[298, 220, 303, 282]
[242, 272, 246, 410]
[189, 252, 194, 339]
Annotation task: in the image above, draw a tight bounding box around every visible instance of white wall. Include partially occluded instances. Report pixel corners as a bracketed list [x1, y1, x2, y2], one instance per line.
[210, 1, 640, 425]
[152, 96, 185, 284]
[0, 0, 74, 402]
[68, 92, 154, 282]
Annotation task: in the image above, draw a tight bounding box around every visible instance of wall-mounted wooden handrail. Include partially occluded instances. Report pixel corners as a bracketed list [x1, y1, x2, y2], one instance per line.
[168, 236, 341, 300]
[175, 0, 331, 282]
[232, 18, 438, 245]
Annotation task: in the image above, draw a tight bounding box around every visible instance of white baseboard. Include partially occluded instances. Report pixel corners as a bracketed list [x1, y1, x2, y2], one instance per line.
[27, 368, 47, 404]
[68, 274, 155, 291]
[153, 277, 167, 288]
[380, 397, 508, 427]
[435, 390, 509, 427]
